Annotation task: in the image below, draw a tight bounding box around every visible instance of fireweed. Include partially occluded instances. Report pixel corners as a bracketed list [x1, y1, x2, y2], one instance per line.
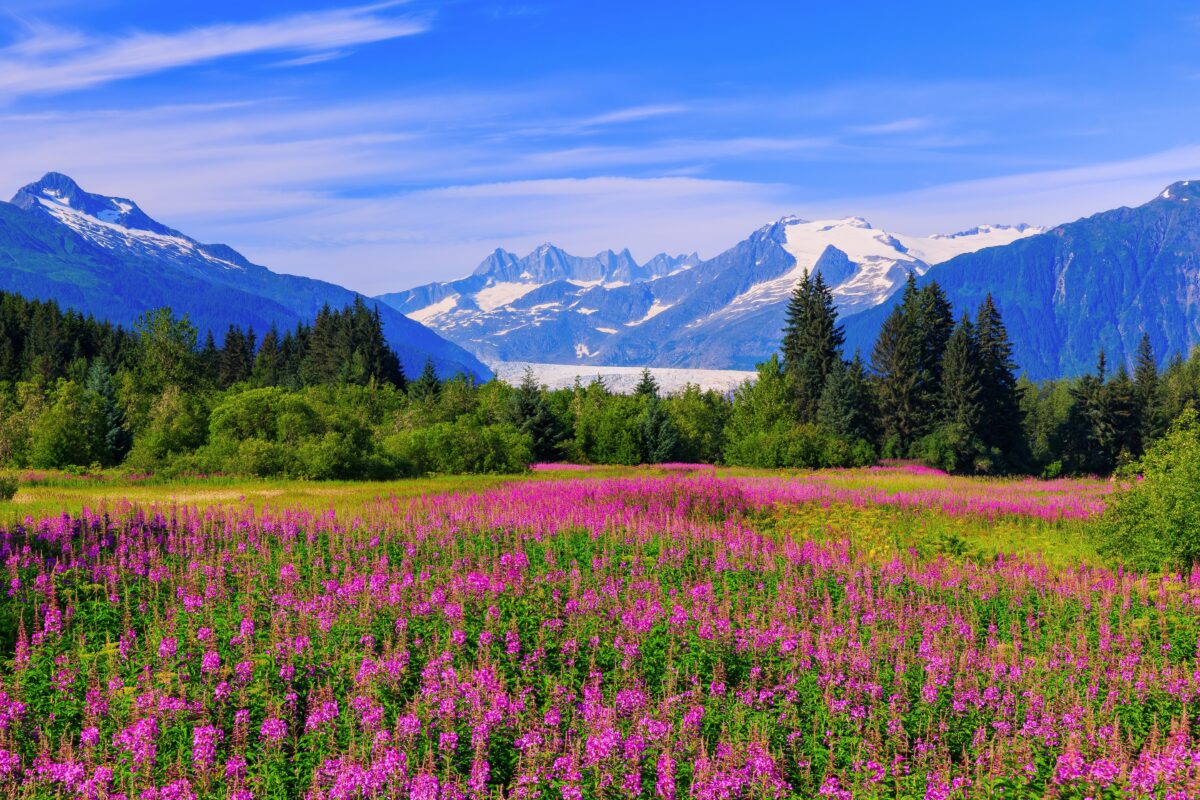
[0, 473, 1192, 799]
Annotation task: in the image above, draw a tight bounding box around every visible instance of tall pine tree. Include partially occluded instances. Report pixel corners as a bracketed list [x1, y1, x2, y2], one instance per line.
[781, 270, 844, 424]
[911, 280, 954, 431]
[974, 294, 1025, 467]
[634, 368, 659, 398]
[1132, 332, 1163, 450]
[410, 358, 441, 403]
[816, 352, 877, 443]
[871, 302, 920, 456]
[512, 368, 566, 461]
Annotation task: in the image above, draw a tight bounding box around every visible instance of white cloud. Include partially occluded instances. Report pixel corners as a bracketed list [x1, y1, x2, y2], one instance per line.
[235, 176, 794, 294]
[849, 117, 934, 135]
[0, 2, 428, 98]
[3, 84, 1199, 298]
[576, 104, 691, 127]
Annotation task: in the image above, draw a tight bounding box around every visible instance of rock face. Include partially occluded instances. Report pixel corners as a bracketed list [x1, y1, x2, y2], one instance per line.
[0, 173, 490, 380]
[843, 181, 1200, 379]
[380, 216, 1040, 370]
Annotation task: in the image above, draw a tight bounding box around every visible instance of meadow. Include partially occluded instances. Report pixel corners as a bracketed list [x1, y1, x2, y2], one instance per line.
[3, 464, 1192, 799]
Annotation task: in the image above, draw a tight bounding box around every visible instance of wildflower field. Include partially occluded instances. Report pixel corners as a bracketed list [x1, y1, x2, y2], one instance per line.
[2, 465, 1196, 799]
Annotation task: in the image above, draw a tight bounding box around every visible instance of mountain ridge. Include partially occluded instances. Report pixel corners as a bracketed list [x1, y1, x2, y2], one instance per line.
[379, 215, 1042, 369]
[0, 173, 490, 380]
[843, 180, 1200, 379]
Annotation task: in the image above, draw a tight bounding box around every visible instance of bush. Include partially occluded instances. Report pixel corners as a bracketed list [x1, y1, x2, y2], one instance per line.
[726, 423, 871, 469]
[385, 420, 532, 475]
[1096, 408, 1200, 572]
[0, 475, 17, 501]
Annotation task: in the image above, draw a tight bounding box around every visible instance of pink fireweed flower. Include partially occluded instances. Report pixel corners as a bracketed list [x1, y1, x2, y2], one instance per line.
[157, 636, 177, 661]
[192, 725, 221, 770]
[304, 700, 339, 734]
[112, 717, 159, 773]
[259, 717, 287, 746]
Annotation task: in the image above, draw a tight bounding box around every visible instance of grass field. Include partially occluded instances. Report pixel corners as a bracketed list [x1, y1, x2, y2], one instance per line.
[4, 463, 1177, 799]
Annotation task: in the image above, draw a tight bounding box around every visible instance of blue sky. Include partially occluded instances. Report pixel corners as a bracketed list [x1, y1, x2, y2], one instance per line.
[2, 1, 1200, 292]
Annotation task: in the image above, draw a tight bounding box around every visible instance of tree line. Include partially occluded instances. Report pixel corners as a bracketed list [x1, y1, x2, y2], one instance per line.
[0, 282, 1192, 478]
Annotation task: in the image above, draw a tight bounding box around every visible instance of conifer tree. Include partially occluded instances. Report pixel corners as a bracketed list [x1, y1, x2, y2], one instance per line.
[1133, 332, 1163, 449]
[512, 368, 566, 461]
[1103, 365, 1138, 464]
[410, 358, 441, 403]
[634, 368, 659, 398]
[940, 316, 983, 432]
[781, 270, 844, 423]
[84, 358, 131, 466]
[638, 396, 679, 464]
[816, 353, 876, 443]
[974, 294, 1025, 465]
[912, 280, 954, 427]
[218, 325, 255, 388]
[200, 331, 219, 384]
[1063, 351, 1112, 474]
[253, 325, 283, 387]
[871, 303, 920, 455]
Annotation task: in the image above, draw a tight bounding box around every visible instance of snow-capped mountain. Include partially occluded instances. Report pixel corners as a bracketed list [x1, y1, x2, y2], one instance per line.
[379, 216, 1042, 369]
[844, 180, 1200, 379]
[12, 172, 256, 273]
[378, 244, 701, 363]
[0, 173, 489, 380]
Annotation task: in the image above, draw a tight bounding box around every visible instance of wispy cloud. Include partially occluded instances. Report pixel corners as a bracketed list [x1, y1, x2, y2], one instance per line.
[270, 50, 351, 69]
[576, 104, 692, 127]
[0, 2, 429, 98]
[849, 116, 934, 135]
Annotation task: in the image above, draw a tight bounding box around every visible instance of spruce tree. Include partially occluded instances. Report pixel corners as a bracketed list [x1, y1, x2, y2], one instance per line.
[940, 316, 983, 432]
[1103, 365, 1138, 464]
[816, 353, 876, 443]
[253, 325, 283, 387]
[781, 270, 844, 423]
[912, 280, 954, 428]
[512, 368, 566, 461]
[1132, 332, 1163, 449]
[934, 315, 987, 471]
[410, 358, 441, 403]
[974, 294, 1025, 465]
[1063, 351, 1112, 474]
[871, 303, 920, 456]
[634, 368, 659, 398]
[638, 397, 679, 464]
[218, 325, 254, 387]
[84, 358, 131, 466]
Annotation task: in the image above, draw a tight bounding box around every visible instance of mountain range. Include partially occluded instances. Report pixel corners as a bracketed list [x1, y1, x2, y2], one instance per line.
[842, 180, 1200, 378]
[2, 172, 1198, 383]
[0, 173, 489, 380]
[380, 217, 1042, 370]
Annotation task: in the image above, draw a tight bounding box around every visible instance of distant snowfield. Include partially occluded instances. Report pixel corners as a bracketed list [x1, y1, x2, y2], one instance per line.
[491, 361, 756, 394]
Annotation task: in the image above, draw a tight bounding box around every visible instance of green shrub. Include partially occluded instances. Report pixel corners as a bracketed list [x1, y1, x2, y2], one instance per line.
[726, 423, 870, 469]
[1096, 408, 1200, 572]
[0, 475, 17, 501]
[915, 424, 994, 475]
[385, 420, 532, 475]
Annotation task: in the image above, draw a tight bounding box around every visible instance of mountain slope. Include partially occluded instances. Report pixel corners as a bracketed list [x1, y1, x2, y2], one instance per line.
[843, 181, 1200, 379]
[381, 217, 1040, 369]
[0, 173, 489, 380]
